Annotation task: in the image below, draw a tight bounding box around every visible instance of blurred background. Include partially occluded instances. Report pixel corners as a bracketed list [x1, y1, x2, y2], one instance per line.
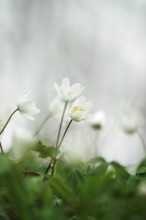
[0, 0, 146, 169]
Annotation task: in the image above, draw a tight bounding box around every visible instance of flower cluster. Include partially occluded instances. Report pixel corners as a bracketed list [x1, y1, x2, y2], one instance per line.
[0, 76, 145, 186]
[53, 77, 92, 122]
[0, 77, 145, 169]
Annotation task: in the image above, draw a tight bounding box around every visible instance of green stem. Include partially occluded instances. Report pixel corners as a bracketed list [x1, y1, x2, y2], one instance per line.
[57, 119, 73, 149]
[55, 102, 68, 148]
[34, 113, 51, 137]
[0, 108, 18, 135]
[51, 119, 73, 176]
[0, 108, 18, 154]
[94, 130, 100, 156]
[0, 142, 4, 154]
[137, 130, 146, 155]
[43, 102, 68, 180]
[43, 162, 52, 181]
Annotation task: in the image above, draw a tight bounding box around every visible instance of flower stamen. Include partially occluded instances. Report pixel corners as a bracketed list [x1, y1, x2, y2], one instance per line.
[71, 106, 84, 113]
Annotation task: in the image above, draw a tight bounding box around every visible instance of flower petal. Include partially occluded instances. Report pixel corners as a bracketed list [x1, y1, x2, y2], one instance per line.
[17, 91, 40, 120]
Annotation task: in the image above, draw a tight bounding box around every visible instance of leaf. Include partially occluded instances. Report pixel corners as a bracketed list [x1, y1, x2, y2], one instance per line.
[0, 156, 12, 175]
[33, 141, 57, 159]
[0, 214, 8, 220]
[137, 158, 146, 169]
[59, 163, 85, 192]
[109, 161, 130, 179]
[49, 176, 78, 205]
[136, 167, 146, 179]
[127, 175, 138, 188]
[86, 157, 108, 178]
[136, 166, 146, 174]
[0, 159, 33, 220]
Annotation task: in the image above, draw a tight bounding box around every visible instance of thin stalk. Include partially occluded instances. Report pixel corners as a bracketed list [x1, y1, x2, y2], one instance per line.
[94, 130, 100, 156]
[0, 142, 4, 154]
[55, 101, 68, 148]
[34, 113, 51, 137]
[0, 108, 18, 154]
[43, 162, 52, 181]
[43, 102, 68, 180]
[50, 119, 73, 176]
[137, 130, 146, 155]
[0, 108, 18, 135]
[57, 119, 73, 149]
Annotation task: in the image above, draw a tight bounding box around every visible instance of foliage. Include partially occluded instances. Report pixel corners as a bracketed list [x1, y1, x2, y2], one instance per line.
[0, 143, 146, 220]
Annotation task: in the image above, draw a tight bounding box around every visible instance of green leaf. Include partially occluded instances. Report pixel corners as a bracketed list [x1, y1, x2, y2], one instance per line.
[33, 141, 57, 159]
[0, 160, 33, 220]
[86, 157, 108, 177]
[137, 158, 146, 169]
[0, 156, 12, 175]
[59, 163, 85, 192]
[109, 161, 130, 179]
[49, 176, 78, 205]
[136, 167, 146, 179]
[0, 214, 8, 220]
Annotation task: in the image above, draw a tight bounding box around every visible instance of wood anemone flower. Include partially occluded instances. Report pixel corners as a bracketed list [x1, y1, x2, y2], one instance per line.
[17, 91, 40, 120]
[88, 111, 106, 130]
[54, 77, 85, 102]
[69, 96, 93, 122]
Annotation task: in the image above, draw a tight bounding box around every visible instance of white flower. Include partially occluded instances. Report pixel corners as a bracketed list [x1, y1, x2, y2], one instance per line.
[54, 78, 84, 102]
[88, 111, 106, 129]
[120, 108, 139, 134]
[17, 91, 40, 120]
[120, 101, 143, 134]
[69, 96, 93, 122]
[121, 115, 137, 134]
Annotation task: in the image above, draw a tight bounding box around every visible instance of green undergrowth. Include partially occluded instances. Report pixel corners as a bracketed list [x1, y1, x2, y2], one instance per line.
[0, 142, 146, 220]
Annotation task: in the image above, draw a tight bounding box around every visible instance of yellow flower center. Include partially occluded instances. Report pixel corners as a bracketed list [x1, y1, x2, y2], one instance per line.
[71, 106, 84, 113]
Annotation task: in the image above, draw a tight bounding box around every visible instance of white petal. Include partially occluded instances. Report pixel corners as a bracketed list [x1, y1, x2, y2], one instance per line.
[76, 96, 86, 106]
[71, 83, 84, 96]
[70, 111, 85, 122]
[54, 83, 60, 93]
[17, 91, 40, 120]
[54, 78, 85, 102]
[61, 78, 70, 90]
[20, 113, 35, 120]
[17, 91, 31, 104]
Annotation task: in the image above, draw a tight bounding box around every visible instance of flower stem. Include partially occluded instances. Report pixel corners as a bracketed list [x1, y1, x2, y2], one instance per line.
[137, 130, 146, 155]
[0, 108, 18, 135]
[0, 108, 18, 154]
[34, 113, 51, 137]
[0, 142, 4, 154]
[94, 130, 100, 156]
[43, 102, 68, 180]
[50, 119, 73, 176]
[43, 162, 52, 181]
[57, 119, 73, 149]
[55, 102, 68, 148]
